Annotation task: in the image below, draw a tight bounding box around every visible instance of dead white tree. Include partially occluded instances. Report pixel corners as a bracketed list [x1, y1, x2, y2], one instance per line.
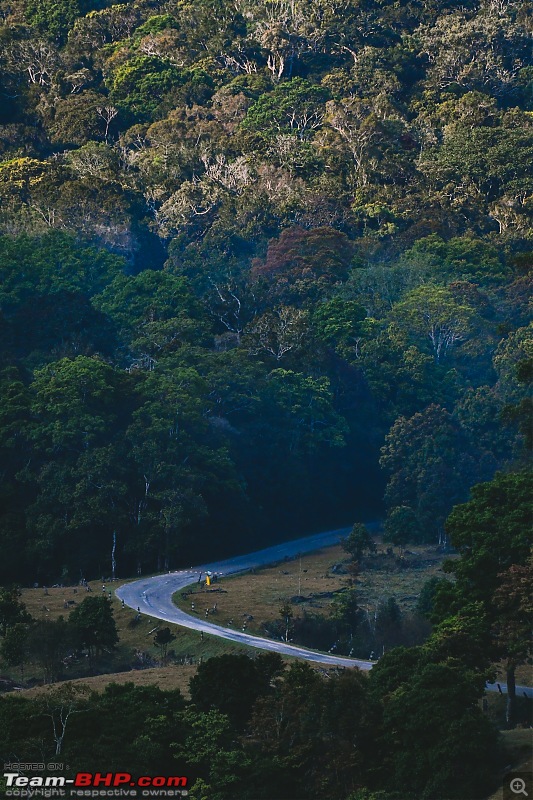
[96, 106, 118, 142]
[10, 39, 60, 87]
[38, 684, 89, 756]
[247, 306, 308, 360]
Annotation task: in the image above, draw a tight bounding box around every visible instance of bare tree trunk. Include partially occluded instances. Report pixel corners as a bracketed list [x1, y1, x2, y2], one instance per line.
[111, 531, 116, 581]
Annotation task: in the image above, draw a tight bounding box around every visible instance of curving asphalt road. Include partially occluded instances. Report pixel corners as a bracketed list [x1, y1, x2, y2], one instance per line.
[116, 526, 374, 669]
[115, 527, 533, 696]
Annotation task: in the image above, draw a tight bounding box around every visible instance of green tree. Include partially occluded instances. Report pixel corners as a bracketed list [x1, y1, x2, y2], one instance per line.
[359, 333, 442, 419]
[69, 595, 118, 667]
[279, 600, 294, 643]
[444, 471, 532, 603]
[29, 356, 121, 453]
[391, 285, 474, 363]
[74, 682, 185, 772]
[375, 597, 403, 651]
[501, 358, 533, 453]
[400, 234, 507, 284]
[48, 92, 117, 146]
[494, 323, 533, 403]
[108, 56, 182, 120]
[24, 0, 100, 43]
[1, 622, 30, 680]
[153, 626, 176, 662]
[343, 523, 376, 561]
[416, 576, 449, 620]
[124, 365, 241, 572]
[313, 298, 370, 359]
[331, 587, 359, 632]
[247, 662, 374, 799]
[94, 271, 210, 361]
[0, 231, 125, 309]
[493, 559, 533, 725]
[380, 405, 475, 543]
[172, 707, 251, 800]
[440, 470, 533, 724]
[108, 56, 213, 121]
[28, 617, 71, 683]
[259, 368, 347, 456]
[326, 96, 407, 190]
[421, 118, 533, 236]
[0, 588, 31, 636]
[241, 78, 329, 141]
[369, 649, 500, 799]
[189, 653, 281, 729]
[424, 603, 494, 672]
[384, 506, 421, 553]
[454, 386, 511, 467]
[36, 683, 90, 756]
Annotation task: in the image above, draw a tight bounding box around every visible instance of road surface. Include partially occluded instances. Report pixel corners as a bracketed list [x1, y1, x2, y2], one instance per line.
[116, 527, 533, 695]
[116, 527, 372, 668]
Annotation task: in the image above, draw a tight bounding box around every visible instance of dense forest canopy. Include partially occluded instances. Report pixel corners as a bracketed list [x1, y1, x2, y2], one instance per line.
[0, 0, 531, 584]
[0, 3, 532, 800]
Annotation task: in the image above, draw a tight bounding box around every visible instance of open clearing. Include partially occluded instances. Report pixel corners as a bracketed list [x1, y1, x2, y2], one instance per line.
[13, 539, 448, 690]
[175, 539, 451, 639]
[16, 664, 198, 699]
[14, 580, 249, 690]
[15, 540, 525, 700]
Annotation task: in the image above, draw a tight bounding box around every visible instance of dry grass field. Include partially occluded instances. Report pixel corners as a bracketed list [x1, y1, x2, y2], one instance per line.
[10, 539, 449, 694]
[176, 540, 451, 638]
[18, 664, 198, 699]
[17, 540, 527, 721]
[20, 538, 450, 647]
[14, 580, 249, 692]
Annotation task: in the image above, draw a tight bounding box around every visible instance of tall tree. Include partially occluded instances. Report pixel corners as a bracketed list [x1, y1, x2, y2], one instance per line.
[390, 285, 474, 364]
[380, 405, 476, 544]
[69, 595, 118, 668]
[439, 470, 533, 724]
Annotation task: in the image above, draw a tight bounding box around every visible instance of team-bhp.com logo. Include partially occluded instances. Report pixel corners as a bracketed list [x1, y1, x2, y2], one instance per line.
[4, 772, 188, 796]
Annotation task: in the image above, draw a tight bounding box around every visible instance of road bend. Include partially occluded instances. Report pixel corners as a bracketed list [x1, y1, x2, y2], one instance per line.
[115, 527, 532, 696]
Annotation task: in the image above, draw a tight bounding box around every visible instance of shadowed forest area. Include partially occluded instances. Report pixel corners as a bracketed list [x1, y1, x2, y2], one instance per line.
[0, 0, 531, 796]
